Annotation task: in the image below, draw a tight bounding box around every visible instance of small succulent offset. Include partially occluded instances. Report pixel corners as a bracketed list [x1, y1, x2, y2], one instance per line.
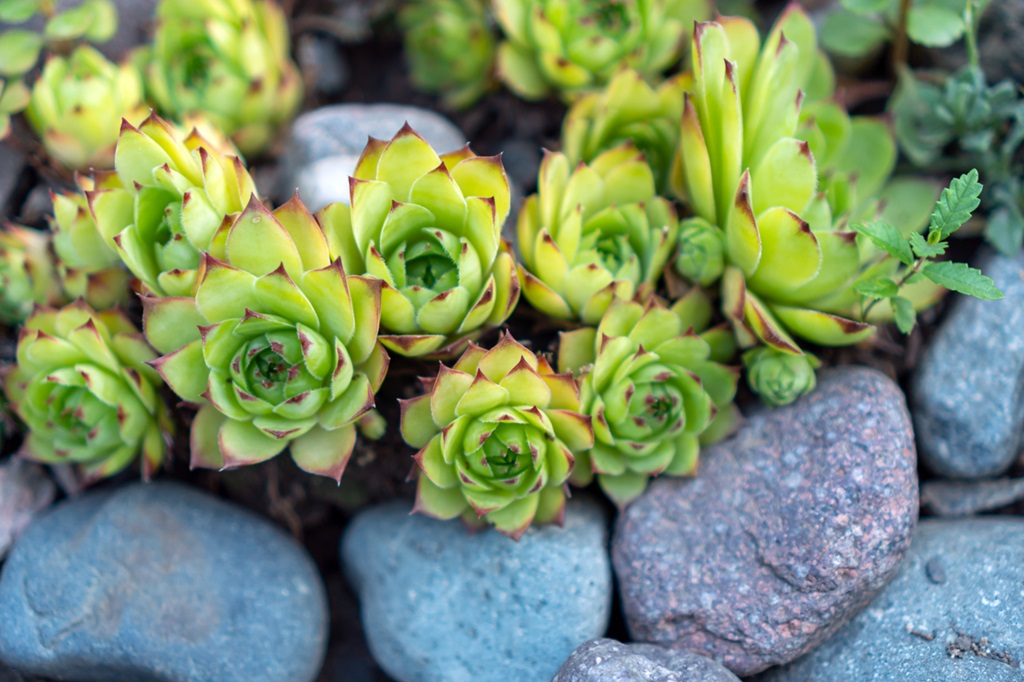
[517, 144, 677, 325]
[25, 46, 147, 170]
[319, 125, 518, 358]
[400, 333, 592, 539]
[855, 170, 1002, 333]
[400, 0, 497, 109]
[742, 346, 818, 407]
[146, 196, 389, 480]
[558, 296, 738, 506]
[3, 301, 172, 481]
[144, 0, 304, 156]
[89, 113, 255, 298]
[0, 224, 64, 325]
[493, 0, 709, 101]
[50, 176, 132, 311]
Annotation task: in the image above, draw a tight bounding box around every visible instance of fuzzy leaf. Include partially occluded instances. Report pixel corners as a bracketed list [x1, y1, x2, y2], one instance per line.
[907, 5, 965, 48]
[929, 169, 982, 240]
[821, 9, 889, 57]
[891, 295, 916, 334]
[855, 220, 914, 265]
[854, 278, 899, 299]
[923, 260, 1003, 300]
[908, 232, 947, 259]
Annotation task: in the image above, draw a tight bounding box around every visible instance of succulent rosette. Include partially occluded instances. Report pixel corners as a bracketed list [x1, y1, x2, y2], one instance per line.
[494, 0, 709, 101]
[3, 301, 172, 480]
[517, 143, 677, 325]
[743, 346, 818, 407]
[89, 113, 255, 298]
[400, 332, 592, 539]
[144, 0, 304, 156]
[146, 195, 389, 480]
[50, 175, 132, 311]
[0, 224, 65, 325]
[25, 46, 148, 171]
[670, 11, 874, 372]
[558, 295, 738, 506]
[400, 0, 497, 109]
[319, 124, 518, 358]
[561, 70, 687, 192]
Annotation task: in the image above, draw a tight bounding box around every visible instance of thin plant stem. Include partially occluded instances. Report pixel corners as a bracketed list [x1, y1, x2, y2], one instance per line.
[892, 0, 913, 72]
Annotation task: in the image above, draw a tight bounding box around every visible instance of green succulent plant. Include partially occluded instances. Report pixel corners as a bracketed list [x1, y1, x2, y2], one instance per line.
[517, 143, 677, 325]
[400, 332, 592, 539]
[493, 0, 709, 102]
[25, 45, 148, 170]
[742, 346, 818, 407]
[143, 0, 304, 156]
[146, 195, 389, 480]
[558, 294, 738, 506]
[0, 224, 65, 325]
[50, 174, 132, 311]
[319, 124, 519, 358]
[0, 77, 30, 139]
[400, 0, 497, 109]
[3, 301, 172, 480]
[89, 113, 255, 298]
[561, 69, 687, 192]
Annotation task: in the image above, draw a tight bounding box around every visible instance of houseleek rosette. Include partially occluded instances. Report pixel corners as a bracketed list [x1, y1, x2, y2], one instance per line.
[0, 225, 64, 325]
[494, 0, 709, 101]
[144, 0, 304, 156]
[743, 346, 818, 407]
[558, 295, 738, 506]
[400, 0, 497, 109]
[89, 113, 256, 298]
[562, 70, 687, 192]
[25, 46, 148, 170]
[400, 332, 592, 539]
[319, 124, 518, 358]
[3, 301, 172, 480]
[50, 174, 132, 311]
[146, 196, 388, 480]
[517, 143, 677, 325]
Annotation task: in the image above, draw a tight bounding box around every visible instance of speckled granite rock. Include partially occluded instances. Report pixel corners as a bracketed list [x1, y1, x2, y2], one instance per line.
[0, 482, 328, 682]
[912, 250, 1024, 479]
[279, 104, 465, 210]
[342, 498, 612, 682]
[762, 519, 1024, 681]
[920, 478, 1024, 517]
[614, 367, 918, 676]
[553, 639, 740, 682]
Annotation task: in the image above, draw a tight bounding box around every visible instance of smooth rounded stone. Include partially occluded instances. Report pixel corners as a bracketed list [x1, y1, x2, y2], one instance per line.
[614, 367, 918, 676]
[279, 104, 466, 211]
[0, 482, 328, 682]
[0, 459, 55, 560]
[912, 251, 1024, 479]
[553, 639, 740, 682]
[762, 518, 1024, 681]
[342, 498, 612, 682]
[920, 477, 1024, 517]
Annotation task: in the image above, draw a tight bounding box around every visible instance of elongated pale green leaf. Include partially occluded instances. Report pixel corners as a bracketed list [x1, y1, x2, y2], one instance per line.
[0, 30, 41, 77]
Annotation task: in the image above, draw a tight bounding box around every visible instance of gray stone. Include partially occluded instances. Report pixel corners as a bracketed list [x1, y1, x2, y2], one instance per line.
[0, 142, 26, 217]
[978, 0, 1024, 86]
[280, 104, 465, 211]
[762, 519, 1024, 681]
[921, 477, 1024, 517]
[912, 250, 1024, 479]
[342, 498, 612, 682]
[553, 639, 740, 682]
[296, 34, 350, 96]
[0, 459, 55, 560]
[614, 367, 918, 677]
[0, 482, 328, 682]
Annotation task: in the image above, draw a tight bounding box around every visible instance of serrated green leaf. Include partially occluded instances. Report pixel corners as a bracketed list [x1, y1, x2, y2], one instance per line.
[841, 0, 891, 13]
[0, 0, 40, 23]
[855, 220, 915, 265]
[855, 278, 899, 298]
[907, 5, 965, 47]
[821, 9, 891, 57]
[0, 29, 42, 77]
[908, 231, 947, 258]
[891, 296, 916, 334]
[923, 260, 1003, 300]
[929, 169, 982, 240]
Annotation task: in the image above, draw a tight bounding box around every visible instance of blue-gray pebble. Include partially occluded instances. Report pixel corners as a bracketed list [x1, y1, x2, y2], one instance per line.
[0, 482, 328, 682]
[553, 639, 740, 682]
[912, 250, 1024, 479]
[762, 518, 1024, 681]
[342, 498, 612, 682]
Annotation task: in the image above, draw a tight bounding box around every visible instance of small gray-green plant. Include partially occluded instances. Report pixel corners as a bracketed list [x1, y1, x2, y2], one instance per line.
[854, 169, 1002, 333]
